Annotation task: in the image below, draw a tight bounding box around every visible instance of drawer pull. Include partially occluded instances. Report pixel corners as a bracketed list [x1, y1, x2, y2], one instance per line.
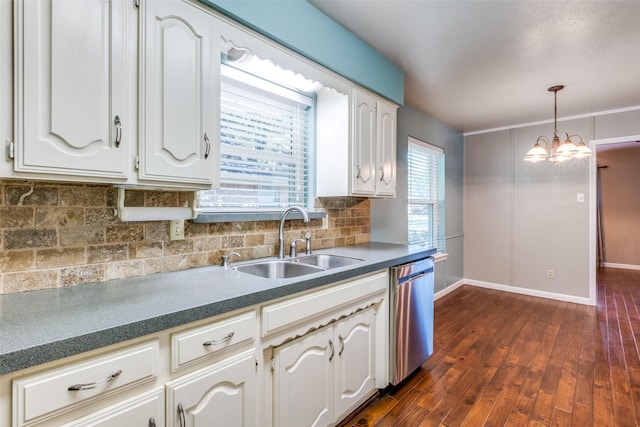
[149, 417, 156, 427]
[67, 369, 122, 391]
[202, 331, 234, 347]
[329, 339, 335, 362]
[338, 335, 345, 356]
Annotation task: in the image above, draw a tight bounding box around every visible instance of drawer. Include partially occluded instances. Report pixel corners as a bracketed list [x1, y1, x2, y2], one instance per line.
[13, 340, 159, 427]
[60, 387, 164, 427]
[171, 311, 256, 371]
[261, 270, 388, 336]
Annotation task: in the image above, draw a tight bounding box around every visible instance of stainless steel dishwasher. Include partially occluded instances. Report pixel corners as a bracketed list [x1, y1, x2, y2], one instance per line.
[390, 256, 435, 385]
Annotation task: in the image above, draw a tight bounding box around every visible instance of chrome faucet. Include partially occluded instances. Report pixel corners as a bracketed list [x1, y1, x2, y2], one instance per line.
[278, 206, 310, 259]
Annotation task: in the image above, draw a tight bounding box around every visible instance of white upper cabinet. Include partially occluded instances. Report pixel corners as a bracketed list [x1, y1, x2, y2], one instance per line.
[375, 99, 397, 197]
[139, 0, 219, 189]
[317, 87, 398, 198]
[12, 0, 134, 181]
[351, 89, 378, 196]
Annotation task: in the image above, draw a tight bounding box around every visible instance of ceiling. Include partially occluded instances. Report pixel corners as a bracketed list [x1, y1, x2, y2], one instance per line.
[308, 0, 640, 134]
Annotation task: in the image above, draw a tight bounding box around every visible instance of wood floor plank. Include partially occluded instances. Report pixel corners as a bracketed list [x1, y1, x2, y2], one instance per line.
[571, 402, 593, 427]
[503, 394, 534, 426]
[346, 268, 640, 427]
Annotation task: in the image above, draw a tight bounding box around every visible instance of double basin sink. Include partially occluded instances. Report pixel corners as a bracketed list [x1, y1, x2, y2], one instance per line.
[232, 254, 363, 279]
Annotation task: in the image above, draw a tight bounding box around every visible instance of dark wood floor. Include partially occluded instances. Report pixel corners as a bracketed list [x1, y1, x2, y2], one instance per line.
[343, 268, 640, 426]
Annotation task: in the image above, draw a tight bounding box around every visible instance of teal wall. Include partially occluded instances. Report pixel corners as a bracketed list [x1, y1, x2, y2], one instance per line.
[199, 0, 404, 105]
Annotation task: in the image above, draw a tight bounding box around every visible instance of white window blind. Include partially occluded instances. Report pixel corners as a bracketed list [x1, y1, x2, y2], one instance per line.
[199, 64, 313, 211]
[407, 137, 445, 249]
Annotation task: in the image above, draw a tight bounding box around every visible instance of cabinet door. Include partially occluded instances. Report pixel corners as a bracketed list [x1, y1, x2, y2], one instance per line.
[14, 0, 130, 180]
[351, 89, 377, 196]
[376, 101, 397, 197]
[334, 308, 376, 420]
[141, 0, 218, 187]
[273, 326, 334, 427]
[61, 388, 164, 427]
[165, 349, 256, 427]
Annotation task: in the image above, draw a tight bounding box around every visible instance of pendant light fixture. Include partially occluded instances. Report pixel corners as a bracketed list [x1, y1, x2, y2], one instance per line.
[524, 85, 593, 163]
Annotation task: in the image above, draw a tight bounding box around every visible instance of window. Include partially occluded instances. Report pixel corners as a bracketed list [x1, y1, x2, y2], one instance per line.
[407, 137, 445, 250]
[198, 62, 314, 212]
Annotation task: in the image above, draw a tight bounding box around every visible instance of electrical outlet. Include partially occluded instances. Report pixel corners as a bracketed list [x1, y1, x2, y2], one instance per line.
[547, 269, 554, 279]
[169, 219, 185, 241]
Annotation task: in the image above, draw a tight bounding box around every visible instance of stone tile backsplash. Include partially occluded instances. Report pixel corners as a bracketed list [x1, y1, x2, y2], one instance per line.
[0, 181, 371, 294]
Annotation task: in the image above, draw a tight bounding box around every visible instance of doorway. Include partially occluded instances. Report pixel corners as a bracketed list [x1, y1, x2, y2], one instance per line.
[589, 134, 640, 304]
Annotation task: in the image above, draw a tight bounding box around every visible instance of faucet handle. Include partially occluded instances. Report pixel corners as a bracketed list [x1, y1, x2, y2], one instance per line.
[305, 232, 312, 255]
[289, 239, 306, 258]
[221, 252, 241, 268]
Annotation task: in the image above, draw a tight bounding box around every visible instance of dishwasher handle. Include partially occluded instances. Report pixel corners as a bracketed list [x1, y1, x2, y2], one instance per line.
[392, 257, 434, 282]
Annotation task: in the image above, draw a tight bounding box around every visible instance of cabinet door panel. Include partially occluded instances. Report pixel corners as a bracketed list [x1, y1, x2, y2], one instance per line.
[376, 101, 397, 197]
[166, 349, 256, 427]
[273, 327, 334, 427]
[61, 388, 164, 427]
[351, 89, 376, 196]
[15, 0, 128, 178]
[334, 308, 376, 419]
[142, 1, 217, 186]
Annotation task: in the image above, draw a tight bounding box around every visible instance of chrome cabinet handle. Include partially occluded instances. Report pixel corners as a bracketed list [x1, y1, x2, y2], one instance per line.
[204, 133, 211, 159]
[329, 339, 335, 362]
[203, 331, 235, 346]
[178, 403, 186, 427]
[68, 369, 122, 391]
[355, 163, 371, 183]
[149, 417, 156, 427]
[380, 165, 392, 185]
[114, 115, 122, 148]
[338, 335, 345, 356]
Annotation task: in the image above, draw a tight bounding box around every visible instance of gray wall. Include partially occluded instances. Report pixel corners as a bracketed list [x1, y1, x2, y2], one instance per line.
[464, 109, 640, 300]
[371, 105, 464, 293]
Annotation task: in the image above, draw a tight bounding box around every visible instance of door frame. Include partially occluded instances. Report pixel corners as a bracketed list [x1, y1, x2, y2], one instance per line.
[588, 134, 640, 305]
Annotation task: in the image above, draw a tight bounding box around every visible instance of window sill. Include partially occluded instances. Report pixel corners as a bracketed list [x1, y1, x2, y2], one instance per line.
[192, 211, 326, 223]
[433, 252, 448, 263]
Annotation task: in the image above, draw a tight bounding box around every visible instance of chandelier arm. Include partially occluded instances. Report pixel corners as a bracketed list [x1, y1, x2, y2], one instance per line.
[564, 134, 584, 144]
[536, 136, 551, 149]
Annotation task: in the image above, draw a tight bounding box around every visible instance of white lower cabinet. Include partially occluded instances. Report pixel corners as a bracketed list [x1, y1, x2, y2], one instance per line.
[272, 308, 376, 427]
[60, 387, 164, 427]
[12, 341, 160, 427]
[333, 309, 376, 421]
[273, 326, 334, 427]
[5, 271, 388, 427]
[165, 349, 257, 427]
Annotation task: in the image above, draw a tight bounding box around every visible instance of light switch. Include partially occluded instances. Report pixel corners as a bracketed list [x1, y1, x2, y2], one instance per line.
[577, 193, 585, 203]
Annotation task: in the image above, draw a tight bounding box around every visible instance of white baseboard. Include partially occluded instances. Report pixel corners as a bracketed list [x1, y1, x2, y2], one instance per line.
[603, 262, 640, 271]
[463, 279, 593, 306]
[434, 279, 465, 301]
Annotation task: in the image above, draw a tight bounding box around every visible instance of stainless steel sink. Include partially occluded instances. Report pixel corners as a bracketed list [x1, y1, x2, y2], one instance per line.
[233, 260, 325, 279]
[294, 254, 363, 269]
